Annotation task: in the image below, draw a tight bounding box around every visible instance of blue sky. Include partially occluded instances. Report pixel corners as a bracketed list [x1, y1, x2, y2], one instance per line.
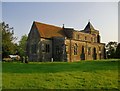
[2, 2, 118, 44]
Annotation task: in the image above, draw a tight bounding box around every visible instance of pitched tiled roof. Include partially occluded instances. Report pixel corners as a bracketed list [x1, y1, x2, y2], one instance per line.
[34, 21, 66, 38]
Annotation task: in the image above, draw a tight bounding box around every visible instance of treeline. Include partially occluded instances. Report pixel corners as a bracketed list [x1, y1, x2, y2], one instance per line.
[1, 22, 27, 59]
[106, 41, 120, 59]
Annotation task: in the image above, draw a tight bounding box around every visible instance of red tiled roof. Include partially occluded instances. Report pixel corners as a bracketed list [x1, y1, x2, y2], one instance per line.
[34, 21, 66, 38]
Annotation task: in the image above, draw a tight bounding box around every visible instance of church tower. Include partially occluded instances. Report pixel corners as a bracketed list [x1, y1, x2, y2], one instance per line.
[81, 21, 100, 43]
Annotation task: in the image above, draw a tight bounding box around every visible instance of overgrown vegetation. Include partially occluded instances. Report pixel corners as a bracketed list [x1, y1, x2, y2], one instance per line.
[106, 41, 120, 59]
[2, 22, 28, 60]
[2, 22, 17, 58]
[2, 59, 119, 89]
[17, 34, 28, 57]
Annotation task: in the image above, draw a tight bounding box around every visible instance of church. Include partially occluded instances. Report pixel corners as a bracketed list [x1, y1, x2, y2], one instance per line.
[26, 21, 106, 62]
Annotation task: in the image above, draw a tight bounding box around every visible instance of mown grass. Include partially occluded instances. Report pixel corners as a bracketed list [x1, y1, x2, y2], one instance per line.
[2, 59, 120, 89]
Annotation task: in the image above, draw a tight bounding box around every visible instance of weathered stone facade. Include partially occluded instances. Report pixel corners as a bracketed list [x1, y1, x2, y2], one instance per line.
[26, 21, 105, 62]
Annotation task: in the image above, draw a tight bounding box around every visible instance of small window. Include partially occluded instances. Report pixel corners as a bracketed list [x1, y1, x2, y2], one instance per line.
[74, 43, 78, 55]
[82, 46, 84, 53]
[41, 43, 45, 52]
[88, 47, 91, 55]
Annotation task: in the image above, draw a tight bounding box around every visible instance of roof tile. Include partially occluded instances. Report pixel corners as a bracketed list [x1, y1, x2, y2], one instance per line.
[34, 21, 66, 38]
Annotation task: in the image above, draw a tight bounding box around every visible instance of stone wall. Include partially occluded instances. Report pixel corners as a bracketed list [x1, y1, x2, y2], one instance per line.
[39, 38, 52, 62]
[26, 24, 40, 61]
[65, 39, 105, 62]
[27, 22, 105, 62]
[52, 37, 67, 62]
[73, 31, 99, 43]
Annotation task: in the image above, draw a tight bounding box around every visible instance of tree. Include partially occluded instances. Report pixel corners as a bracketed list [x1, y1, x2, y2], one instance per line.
[115, 43, 120, 59]
[2, 22, 17, 58]
[17, 34, 28, 57]
[0, 23, 2, 59]
[106, 41, 117, 58]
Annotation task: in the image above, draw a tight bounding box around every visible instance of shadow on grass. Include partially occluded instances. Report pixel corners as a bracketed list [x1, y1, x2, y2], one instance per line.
[2, 59, 119, 73]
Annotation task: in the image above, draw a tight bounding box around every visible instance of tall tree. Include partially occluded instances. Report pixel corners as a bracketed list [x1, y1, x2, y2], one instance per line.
[18, 34, 28, 57]
[2, 22, 17, 58]
[106, 41, 117, 58]
[115, 43, 120, 59]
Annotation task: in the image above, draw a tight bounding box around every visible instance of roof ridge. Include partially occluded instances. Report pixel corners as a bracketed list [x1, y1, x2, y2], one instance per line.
[34, 21, 62, 29]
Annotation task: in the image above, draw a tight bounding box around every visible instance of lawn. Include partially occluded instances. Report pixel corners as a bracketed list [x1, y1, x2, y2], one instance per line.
[2, 59, 119, 90]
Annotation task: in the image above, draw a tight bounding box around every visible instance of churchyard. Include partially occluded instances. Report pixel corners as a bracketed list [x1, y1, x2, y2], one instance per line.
[2, 59, 119, 90]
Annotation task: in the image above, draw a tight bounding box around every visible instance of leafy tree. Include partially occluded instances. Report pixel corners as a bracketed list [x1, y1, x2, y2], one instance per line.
[106, 41, 117, 58]
[2, 22, 17, 58]
[115, 43, 120, 59]
[17, 34, 28, 57]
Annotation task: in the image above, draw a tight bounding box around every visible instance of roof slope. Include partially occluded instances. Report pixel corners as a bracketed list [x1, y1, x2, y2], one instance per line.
[34, 21, 66, 38]
[81, 22, 98, 34]
[84, 22, 95, 31]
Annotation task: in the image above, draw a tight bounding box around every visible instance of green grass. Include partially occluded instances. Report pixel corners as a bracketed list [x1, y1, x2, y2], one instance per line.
[2, 59, 120, 89]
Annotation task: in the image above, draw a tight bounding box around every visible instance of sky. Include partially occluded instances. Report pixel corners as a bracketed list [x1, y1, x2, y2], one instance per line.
[2, 2, 118, 44]
[118, 1, 120, 43]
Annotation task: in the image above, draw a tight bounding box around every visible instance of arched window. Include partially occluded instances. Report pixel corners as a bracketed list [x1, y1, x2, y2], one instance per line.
[46, 44, 50, 53]
[81, 46, 85, 60]
[93, 47, 97, 60]
[82, 46, 84, 53]
[74, 43, 78, 55]
[41, 43, 45, 52]
[88, 47, 91, 55]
